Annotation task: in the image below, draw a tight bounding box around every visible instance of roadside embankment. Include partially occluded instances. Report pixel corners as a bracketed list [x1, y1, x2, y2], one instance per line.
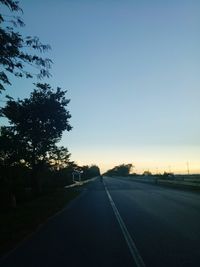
[156, 178, 200, 190]
[0, 176, 99, 257]
[129, 176, 200, 191]
[0, 188, 80, 257]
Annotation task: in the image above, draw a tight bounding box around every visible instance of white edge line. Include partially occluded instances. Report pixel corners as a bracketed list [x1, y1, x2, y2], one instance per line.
[104, 182, 146, 267]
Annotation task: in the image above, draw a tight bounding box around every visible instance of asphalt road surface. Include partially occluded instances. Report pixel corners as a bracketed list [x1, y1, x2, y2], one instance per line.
[1, 176, 200, 267]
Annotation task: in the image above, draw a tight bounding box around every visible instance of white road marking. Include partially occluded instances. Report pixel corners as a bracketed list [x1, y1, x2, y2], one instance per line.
[104, 183, 146, 267]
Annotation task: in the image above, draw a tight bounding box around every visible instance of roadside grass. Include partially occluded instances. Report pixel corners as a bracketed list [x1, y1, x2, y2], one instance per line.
[127, 176, 200, 191]
[0, 188, 80, 257]
[156, 179, 200, 190]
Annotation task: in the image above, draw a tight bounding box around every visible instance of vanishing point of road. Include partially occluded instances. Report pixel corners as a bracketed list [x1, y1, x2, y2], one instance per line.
[1, 176, 200, 267]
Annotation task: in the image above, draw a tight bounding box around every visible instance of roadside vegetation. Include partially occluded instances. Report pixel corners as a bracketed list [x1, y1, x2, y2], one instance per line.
[0, 188, 79, 256]
[0, 0, 100, 207]
[105, 164, 200, 191]
[0, 0, 100, 255]
[104, 164, 133, 176]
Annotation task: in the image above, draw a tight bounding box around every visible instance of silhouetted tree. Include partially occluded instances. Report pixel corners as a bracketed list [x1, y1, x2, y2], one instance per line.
[0, 0, 52, 92]
[80, 165, 100, 180]
[49, 146, 71, 170]
[1, 83, 72, 194]
[89, 165, 100, 177]
[0, 126, 25, 167]
[105, 164, 133, 176]
[0, 126, 29, 207]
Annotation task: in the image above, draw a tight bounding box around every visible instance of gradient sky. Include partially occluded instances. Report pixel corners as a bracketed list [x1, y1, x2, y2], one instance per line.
[3, 0, 200, 173]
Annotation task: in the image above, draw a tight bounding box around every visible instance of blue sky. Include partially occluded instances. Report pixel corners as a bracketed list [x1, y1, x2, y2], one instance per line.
[3, 0, 200, 173]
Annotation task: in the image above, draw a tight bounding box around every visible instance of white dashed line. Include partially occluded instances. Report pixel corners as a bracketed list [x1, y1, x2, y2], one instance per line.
[104, 183, 146, 267]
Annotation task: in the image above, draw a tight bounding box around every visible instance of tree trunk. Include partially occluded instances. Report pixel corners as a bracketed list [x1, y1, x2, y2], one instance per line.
[31, 149, 41, 196]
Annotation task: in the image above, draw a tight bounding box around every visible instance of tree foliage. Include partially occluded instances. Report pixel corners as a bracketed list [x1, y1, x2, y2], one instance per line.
[0, 0, 52, 92]
[80, 165, 100, 180]
[49, 146, 71, 170]
[105, 164, 133, 176]
[0, 83, 72, 194]
[1, 83, 72, 167]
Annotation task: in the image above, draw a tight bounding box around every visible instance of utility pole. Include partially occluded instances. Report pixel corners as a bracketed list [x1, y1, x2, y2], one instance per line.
[186, 162, 190, 175]
[168, 165, 171, 173]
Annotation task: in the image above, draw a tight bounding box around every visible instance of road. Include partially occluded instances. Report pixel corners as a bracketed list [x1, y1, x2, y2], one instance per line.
[1, 176, 200, 267]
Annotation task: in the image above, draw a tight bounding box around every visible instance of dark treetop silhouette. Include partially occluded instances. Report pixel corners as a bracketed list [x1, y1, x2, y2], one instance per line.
[0, 0, 52, 92]
[0, 83, 72, 195]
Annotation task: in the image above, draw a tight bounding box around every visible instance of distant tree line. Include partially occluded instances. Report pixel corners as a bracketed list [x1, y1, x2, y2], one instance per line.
[80, 165, 100, 180]
[104, 164, 133, 176]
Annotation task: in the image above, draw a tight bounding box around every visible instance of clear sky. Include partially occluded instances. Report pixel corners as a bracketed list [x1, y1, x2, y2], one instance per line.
[3, 0, 200, 174]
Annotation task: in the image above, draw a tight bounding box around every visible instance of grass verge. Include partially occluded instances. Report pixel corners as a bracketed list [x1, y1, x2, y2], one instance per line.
[0, 188, 80, 257]
[157, 179, 200, 190]
[129, 177, 200, 191]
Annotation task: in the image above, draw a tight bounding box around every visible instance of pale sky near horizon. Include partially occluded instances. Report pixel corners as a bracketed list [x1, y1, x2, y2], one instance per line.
[2, 0, 200, 174]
